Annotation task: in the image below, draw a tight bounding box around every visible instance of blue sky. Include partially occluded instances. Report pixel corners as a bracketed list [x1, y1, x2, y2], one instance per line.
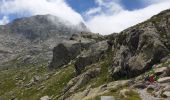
[66, 0, 146, 14]
[0, 0, 152, 22]
[66, 0, 98, 14]
[0, 0, 170, 34]
[0, 0, 95, 20]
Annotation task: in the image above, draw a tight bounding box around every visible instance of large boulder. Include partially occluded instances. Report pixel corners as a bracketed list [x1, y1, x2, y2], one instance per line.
[49, 41, 82, 69]
[162, 91, 170, 98]
[154, 67, 168, 76]
[75, 41, 109, 74]
[110, 10, 170, 80]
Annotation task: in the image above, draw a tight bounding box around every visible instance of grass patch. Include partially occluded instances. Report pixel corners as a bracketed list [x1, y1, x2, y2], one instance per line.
[77, 50, 113, 92]
[90, 59, 112, 88]
[0, 61, 75, 100]
[40, 64, 75, 99]
[147, 88, 154, 93]
[125, 90, 141, 100]
[90, 51, 113, 88]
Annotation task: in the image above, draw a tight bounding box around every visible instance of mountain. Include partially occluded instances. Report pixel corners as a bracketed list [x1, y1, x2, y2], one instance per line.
[0, 9, 170, 100]
[0, 14, 89, 66]
[0, 14, 89, 40]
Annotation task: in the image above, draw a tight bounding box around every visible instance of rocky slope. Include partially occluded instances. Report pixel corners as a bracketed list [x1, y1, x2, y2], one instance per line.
[48, 9, 170, 100]
[0, 14, 89, 66]
[110, 9, 170, 80]
[0, 9, 170, 100]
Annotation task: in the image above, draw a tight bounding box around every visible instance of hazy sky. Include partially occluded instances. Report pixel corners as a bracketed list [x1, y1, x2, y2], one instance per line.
[0, 0, 170, 34]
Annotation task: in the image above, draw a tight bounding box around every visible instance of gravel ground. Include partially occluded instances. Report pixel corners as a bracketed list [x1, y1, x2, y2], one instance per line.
[137, 89, 159, 100]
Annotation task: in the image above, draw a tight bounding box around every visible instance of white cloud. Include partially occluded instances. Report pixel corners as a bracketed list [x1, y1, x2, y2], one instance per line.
[85, 0, 170, 35]
[0, 0, 84, 25]
[84, 0, 123, 20]
[0, 16, 9, 25]
[85, 7, 102, 16]
[142, 0, 170, 5]
[95, 0, 120, 6]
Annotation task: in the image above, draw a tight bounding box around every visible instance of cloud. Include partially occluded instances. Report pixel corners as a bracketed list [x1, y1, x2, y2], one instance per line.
[95, 0, 120, 6]
[142, 0, 170, 5]
[0, 16, 9, 25]
[85, 7, 102, 16]
[85, 0, 170, 35]
[84, 0, 123, 21]
[0, 0, 84, 25]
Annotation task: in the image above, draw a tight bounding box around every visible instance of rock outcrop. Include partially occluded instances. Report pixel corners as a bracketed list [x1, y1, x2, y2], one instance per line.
[75, 41, 108, 74]
[62, 68, 101, 96]
[64, 80, 130, 100]
[109, 9, 170, 80]
[49, 32, 106, 70]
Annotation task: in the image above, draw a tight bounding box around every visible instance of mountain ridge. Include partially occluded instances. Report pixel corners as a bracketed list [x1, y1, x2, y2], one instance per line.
[0, 14, 89, 40]
[0, 14, 90, 65]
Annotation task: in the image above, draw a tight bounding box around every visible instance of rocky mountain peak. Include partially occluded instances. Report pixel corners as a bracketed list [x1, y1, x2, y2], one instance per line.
[1, 14, 89, 41]
[0, 14, 90, 65]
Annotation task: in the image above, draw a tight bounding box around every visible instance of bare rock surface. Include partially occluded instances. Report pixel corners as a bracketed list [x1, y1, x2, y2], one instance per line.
[109, 9, 170, 80]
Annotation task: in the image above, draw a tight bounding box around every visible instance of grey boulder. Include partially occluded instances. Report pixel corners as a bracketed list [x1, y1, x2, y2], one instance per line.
[49, 41, 82, 69]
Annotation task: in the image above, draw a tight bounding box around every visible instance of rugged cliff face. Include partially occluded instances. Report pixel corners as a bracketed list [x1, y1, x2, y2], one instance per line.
[110, 9, 170, 80]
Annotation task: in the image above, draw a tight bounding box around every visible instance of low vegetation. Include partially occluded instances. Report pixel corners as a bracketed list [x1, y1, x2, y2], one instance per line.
[0, 62, 75, 100]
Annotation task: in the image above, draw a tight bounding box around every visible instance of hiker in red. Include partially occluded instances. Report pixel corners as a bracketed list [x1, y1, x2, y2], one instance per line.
[149, 74, 155, 83]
